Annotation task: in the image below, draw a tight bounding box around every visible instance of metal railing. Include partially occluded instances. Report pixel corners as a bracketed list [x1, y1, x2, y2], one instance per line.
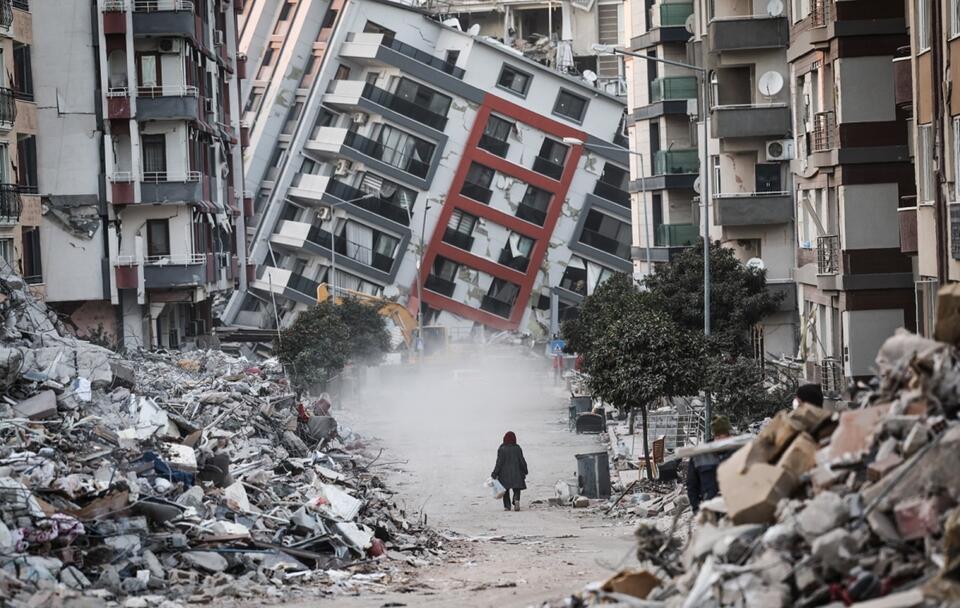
[820, 357, 843, 397]
[532, 156, 564, 180]
[478, 134, 509, 157]
[579, 229, 630, 259]
[101, 0, 128, 10]
[0, 88, 15, 128]
[0, 0, 11, 29]
[653, 149, 699, 175]
[812, 0, 830, 27]
[287, 272, 320, 298]
[11, 0, 26, 10]
[654, 223, 699, 247]
[342, 131, 430, 178]
[816, 234, 840, 275]
[106, 87, 130, 97]
[649, 76, 697, 102]
[132, 0, 193, 11]
[593, 180, 630, 206]
[425, 274, 456, 297]
[144, 252, 206, 265]
[381, 38, 465, 79]
[361, 83, 448, 131]
[142, 171, 201, 183]
[659, 2, 693, 27]
[442, 227, 474, 251]
[306, 226, 396, 273]
[460, 181, 492, 204]
[714, 190, 790, 199]
[812, 110, 836, 152]
[516, 203, 546, 226]
[325, 179, 410, 226]
[137, 85, 200, 97]
[480, 295, 513, 318]
[0, 183, 22, 223]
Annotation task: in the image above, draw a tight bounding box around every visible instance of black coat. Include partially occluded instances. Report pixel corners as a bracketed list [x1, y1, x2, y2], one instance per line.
[686, 450, 733, 512]
[492, 443, 528, 490]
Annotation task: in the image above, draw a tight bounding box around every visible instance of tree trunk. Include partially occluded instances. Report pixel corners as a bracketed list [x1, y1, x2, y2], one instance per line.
[628, 406, 635, 435]
[640, 403, 652, 479]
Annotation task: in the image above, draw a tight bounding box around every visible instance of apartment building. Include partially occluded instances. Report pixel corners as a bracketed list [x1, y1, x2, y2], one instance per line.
[898, 0, 960, 338]
[0, 0, 42, 293]
[225, 0, 630, 334]
[623, 1, 700, 276]
[790, 0, 914, 393]
[693, 0, 797, 358]
[43, 0, 251, 351]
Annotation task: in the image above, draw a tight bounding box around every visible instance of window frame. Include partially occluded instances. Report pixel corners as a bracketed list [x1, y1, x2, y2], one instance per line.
[952, 0, 960, 38]
[552, 88, 589, 123]
[146, 219, 171, 258]
[954, 118, 960, 202]
[917, 0, 931, 51]
[919, 123, 934, 204]
[496, 64, 532, 98]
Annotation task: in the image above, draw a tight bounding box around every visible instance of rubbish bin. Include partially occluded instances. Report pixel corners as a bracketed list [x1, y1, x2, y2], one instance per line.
[576, 451, 611, 498]
[568, 396, 592, 428]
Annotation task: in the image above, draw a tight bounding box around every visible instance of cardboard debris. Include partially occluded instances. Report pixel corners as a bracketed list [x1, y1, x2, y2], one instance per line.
[601, 569, 660, 599]
[717, 442, 798, 525]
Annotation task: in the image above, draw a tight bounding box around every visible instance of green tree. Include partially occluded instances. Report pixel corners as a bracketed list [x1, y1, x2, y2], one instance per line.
[561, 272, 638, 357]
[336, 296, 391, 364]
[277, 302, 351, 395]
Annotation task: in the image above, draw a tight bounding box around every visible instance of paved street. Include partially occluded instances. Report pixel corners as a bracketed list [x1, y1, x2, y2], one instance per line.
[298, 349, 636, 607]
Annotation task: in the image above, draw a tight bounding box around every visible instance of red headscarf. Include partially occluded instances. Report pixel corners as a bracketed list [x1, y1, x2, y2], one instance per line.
[503, 431, 517, 444]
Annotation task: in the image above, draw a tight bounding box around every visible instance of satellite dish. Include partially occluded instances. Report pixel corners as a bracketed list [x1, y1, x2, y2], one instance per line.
[746, 257, 766, 271]
[582, 69, 598, 84]
[383, 285, 400, 298]
[758, 71, 784, 97]
[466, 23, 481, 36]
[684, 14, 696, 34]
[693, 176, 702, 195]
[767, 0, 784, 16]
[442, 18, 462, 31]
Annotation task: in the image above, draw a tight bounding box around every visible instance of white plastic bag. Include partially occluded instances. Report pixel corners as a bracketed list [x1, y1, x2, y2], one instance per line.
[486, 477, 506, 499]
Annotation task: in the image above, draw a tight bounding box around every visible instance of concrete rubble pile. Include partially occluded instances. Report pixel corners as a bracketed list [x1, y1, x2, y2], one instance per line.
[553, 328, 960, 607]
[0, 271, 444, 606]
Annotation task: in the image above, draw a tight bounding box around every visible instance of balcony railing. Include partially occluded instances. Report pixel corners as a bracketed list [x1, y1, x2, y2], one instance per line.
[812, 0, 830, 27]
[142, 171, 201, 183]
[653, 149, 698, 175]
[0, 0, 11, 30]
[532, 156, 564, 180]
[325, 179, 410, 226]
[516, 203, 547, 226]
[612, 131, 629, 148]
[478, 134, 509, 157]
[649, 76, 697, 103]
[425, 274, 456, 297]
[820, 357, 843, 397]
[144, 252, 206, 265]
[137, 84, 200, 97]
[307, 227, 396, 273]
[812, 111, 836, 152]
[132, 0, 194, 11]
[593, 180, 630, 206]
[654, 223, 699, 247]
[11, 0, 26, 10]
[480, 295, 513, 319]
[287, 272, 320, 298]
[460, 181, 492, 204]
[817, 234, 840, 275]
[659, 2, 693, 26]
[381, 38, 465, 79]
[579, 229, 630, 259]
[361, 83, 448, 131]
[0, 88, 16, 128]
[442, 227, 475, 251]
[498, 250, 530, 272]
[0, 183, 22, 223]
[342, 131, 430, 178]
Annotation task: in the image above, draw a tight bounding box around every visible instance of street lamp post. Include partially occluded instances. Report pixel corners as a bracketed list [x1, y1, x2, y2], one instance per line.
[402, 200, 430, 367]
[592, 43, 714, 442]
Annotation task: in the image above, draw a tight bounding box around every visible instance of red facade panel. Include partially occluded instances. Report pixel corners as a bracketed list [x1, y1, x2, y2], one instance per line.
[112, 181, 134, 205]
[115, 264, 139, 289]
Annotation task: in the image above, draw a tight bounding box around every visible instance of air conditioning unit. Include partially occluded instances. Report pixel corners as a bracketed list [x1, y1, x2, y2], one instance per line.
[203, 97, 215, 114]
[158, 38, 183, 54]
[766, 139, 795, 161]
[213, 30, 226, 47]
[351, 112, 368, 125]
[334, 159, 352, 176]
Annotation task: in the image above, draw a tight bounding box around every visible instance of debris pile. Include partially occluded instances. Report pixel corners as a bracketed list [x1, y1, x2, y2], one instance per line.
[554, 327, 960, 607]
[0, 271, 444, 606]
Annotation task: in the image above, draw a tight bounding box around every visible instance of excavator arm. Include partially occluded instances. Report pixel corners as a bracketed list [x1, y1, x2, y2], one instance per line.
[316, 283, 416, 349]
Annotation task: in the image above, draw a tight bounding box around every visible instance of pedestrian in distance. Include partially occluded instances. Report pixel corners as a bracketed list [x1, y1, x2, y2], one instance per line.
[491, 431, 528, 511]
[686, 416, 733, 513]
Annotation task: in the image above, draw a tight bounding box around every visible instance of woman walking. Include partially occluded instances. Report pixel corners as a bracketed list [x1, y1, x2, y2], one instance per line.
[492, 431, 528, 511]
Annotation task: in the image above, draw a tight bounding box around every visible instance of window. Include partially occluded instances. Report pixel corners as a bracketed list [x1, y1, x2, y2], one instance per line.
[257, 46, 278, 80]
[432, 255, 459, 281]
[952, 0, 960, 37]
[334, 64, 351, 81]
[146, 220, 171, 258]
[376, 177, 416, 212]
[480, 115, 514, 156]
[365, 72, 380, 85]
[245, 89, 264, 114]
[265, 146, 287, 181]
[16, 135, 36, 192]
[485, 278, 519, 304]
[599, 163, 628, 189]
[756, 163, 782, 193]
[553, 89, 588, 122]
[21, 226, 40, 284]
[954, 118, 960, 200]
[517, 185, 551, 225]
[448, 209, 478, 235]
[499, 232, 534, 271]
[538, 138, 568, 165]
[919, 124, 934, 204]
[917, 0, 931, 51]
[394, 78, 452, 117]
[497, 65, 531, 96]
[281, 102, 304, 135]
[445, 50, 460, 66]
[711, 155, 721, 194]
[136, 52, 162, 89]
[12, 43, 32, 100]
[0, 238, 12, 265]
[300, 55, 320, 88]
[320, 7, 338, 29]
[464, 162, 495, 188]
[140, 134, 166, 179]
[373, 124, 435, 174]
[363, 21, 395, 44]
[581, 209, 630, 258]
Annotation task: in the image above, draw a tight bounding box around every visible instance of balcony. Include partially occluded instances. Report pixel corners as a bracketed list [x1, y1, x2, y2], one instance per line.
[817, 234, 840, 276]
[343, 131, 429, 178]
[578, 229, 630, 260]
[478, 134, 509, 157]
[461, 181, 492, 204]
[325, 179, 411, 226]
[654, 223, 698, 247]
[106, 88, 132, 120]
[0, 183, 22, 224]
[381, 38, 465, 79]
[141, 252, 208, 289]
[649, 76, 697, 103]
[893, 56, 912, 109]
[361, 83, 447, 131]
[140, 171, 203, 203]
[442, 227, 474, 251]
[480, 295, 513, 319]
[0, 0, 11, 36]
[516, 203, 546, 226]
[135, 85, 200, 121]
[711, 104, 790, 139]
[653, 149, 698, 175]
[811, 111, 836, 152]
[593, 181, 630, 207]
[714, 192, 793, 226]
[532, 155, 564, 180]
[0, 88, 15, 132]
[131, 0, 196, 37]
[898, 203, 917, 254]
[707, 16, 789, 52]
[657, 2, 693, 27]
[425, 274, 456, 297]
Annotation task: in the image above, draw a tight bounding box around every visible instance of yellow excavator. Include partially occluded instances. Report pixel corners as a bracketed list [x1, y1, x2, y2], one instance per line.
[316, 283, 448, 355]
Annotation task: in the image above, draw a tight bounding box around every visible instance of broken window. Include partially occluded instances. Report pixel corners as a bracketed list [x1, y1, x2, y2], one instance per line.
[497, 65, 531, 96]
[553, 89, 588, 122]
[517, 185, 550, 226]
[21, 226, 41, 284]
[498, 232, 534, 272]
